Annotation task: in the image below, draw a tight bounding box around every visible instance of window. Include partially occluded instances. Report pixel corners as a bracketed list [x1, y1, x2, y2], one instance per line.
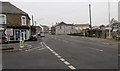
[21, 16, 26, 25]
[0, 14, 6, 24]
[60, 26, 61, 29]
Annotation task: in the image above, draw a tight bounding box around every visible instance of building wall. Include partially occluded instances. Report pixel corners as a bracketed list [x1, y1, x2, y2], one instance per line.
[5, 14, 30, 27]
[0, 13, 31, 41]
[56, 25, 75, 35]
[75, 26, 90, 33]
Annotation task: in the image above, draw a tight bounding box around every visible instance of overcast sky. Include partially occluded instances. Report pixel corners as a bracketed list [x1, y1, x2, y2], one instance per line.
[1, 0, 119, 27]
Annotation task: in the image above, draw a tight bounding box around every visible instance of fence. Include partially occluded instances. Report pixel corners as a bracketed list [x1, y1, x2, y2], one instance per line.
[86, 29, 120, 41]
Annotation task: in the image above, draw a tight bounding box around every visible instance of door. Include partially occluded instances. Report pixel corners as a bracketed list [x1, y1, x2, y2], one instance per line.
[20, 30, 25, 41]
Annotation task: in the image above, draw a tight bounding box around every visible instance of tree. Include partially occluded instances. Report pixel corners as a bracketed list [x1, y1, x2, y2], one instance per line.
[111, 18, 118, 24]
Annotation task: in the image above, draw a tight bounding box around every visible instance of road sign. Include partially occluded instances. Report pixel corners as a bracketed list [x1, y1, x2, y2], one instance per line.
[5, 28, 13, 36]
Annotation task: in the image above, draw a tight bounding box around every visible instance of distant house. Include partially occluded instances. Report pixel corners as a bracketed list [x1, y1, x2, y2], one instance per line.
[35, 26, 42, 34]
[92, 26, 100, 30]
[74, 24, 90, 33]
[0, 2, 31, 42]
[55, 22, 75, 35]
[51, 26, 56, 35]
[41, 25, 49, 33]
[51, 22, 91, 35]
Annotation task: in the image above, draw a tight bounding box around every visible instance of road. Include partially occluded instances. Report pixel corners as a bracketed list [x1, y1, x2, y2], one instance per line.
[2, 34, 118, 70]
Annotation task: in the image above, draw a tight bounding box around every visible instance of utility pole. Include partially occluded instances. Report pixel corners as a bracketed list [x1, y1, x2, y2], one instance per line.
[31, 15, 35, 35]
[89, 4, 92, 29]
[32, 15, 34, 26]
[108, 0, 111, 39]
[35, 21, 37, 27]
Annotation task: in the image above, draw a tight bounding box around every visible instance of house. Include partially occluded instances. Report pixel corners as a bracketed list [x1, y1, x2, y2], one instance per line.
[41, 25, 49, 33]
[55, 22, 75, 35]
[74, 24, 90, 33]
[92, 26, 100, 30]
[51, 26, 56, 35]
[0, 2, 31, 42]
[51, 22, 91, 35]
[35, 26, 42, 34]
[74, 24, 90, 36]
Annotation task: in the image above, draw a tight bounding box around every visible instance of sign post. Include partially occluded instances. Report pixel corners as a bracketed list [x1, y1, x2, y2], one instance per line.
[5, 28, 13, 43]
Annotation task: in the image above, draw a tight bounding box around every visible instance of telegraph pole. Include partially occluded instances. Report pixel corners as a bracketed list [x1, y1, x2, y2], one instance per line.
[89, 4, 92, 29]
[108, 0, 111, 39]
[31, 15, 34, 35]
[32, 15, 34, 26]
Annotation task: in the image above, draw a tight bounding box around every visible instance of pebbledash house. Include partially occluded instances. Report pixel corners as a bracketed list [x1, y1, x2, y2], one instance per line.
[0, 2, 31, 42]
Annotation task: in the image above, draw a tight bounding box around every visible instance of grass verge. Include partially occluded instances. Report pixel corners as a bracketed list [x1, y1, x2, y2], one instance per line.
[0, 47, 14, 50]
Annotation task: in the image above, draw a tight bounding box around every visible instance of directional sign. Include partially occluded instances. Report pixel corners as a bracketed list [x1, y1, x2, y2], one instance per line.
[5, 28, 13, 36]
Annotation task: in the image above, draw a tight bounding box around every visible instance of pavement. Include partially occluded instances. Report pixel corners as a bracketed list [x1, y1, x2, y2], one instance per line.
[2, 40, 40, 53]
[2, 34, 119, 70]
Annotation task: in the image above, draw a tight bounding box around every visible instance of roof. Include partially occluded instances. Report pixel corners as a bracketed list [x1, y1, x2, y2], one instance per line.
[42, 25, 48, 27]
[106, 23, 120, 27]
[0, 2, 27, 15]
[56, 22, 74, 26]
[75, 24, 90, 27]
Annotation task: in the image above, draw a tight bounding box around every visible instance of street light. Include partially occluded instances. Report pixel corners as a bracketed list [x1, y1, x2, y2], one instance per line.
[89, 4, 92, 29]
[108, 0, 111, 39]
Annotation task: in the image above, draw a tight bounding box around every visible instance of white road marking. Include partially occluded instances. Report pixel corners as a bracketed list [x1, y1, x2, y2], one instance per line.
[42, 42, 47, 46]
[60, 58, 65, 61]
[49, 49, 54, 52]
[55, 53, 59, 56]
[40, 42, 44, 47]
[68, 65, 76, 70]
[99, 50, 103, 52]
[52, 51, 56, 54]
[38, 48, 45, 50]
[42, 42, 76, 70]
[95, 49, 103, 52]
[57, 55, 61, 58]
[64, 61, 70, 65]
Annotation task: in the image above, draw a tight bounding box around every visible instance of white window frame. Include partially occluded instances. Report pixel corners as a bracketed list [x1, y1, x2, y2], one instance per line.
[21, 16, 26, 25]
[0, 14, 6, 24]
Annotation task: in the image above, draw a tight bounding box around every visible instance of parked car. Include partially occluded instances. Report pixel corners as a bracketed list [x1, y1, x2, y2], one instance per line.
[40, 33, 45, 37]
[29, 35, 37, 41]
[37, 33, 41, 36]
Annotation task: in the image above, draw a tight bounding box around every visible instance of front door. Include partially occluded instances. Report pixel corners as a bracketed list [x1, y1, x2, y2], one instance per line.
[20, 30, 25, 41]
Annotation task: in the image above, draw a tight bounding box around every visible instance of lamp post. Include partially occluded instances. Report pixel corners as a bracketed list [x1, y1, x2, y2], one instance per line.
[89, 4, 92, 29]
[108, 0, 111, 39]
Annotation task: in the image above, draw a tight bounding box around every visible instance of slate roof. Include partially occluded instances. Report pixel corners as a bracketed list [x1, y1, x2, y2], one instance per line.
[75, 24, 90, 27]
[56, 22, 74, 26]
[0, 2, 27, 15]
